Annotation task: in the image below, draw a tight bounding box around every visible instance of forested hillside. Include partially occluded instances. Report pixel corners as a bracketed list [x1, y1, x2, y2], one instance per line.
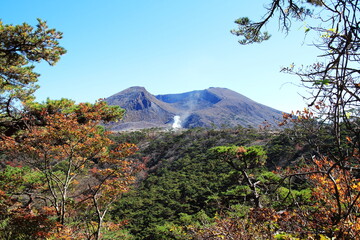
[105, 123, 344, 239]
[108, 127, 296, 239]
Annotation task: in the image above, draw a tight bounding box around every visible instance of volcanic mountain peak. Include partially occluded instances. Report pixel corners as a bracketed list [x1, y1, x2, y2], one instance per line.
[107, 86, 174, 112]
[105, 87, 283, 131]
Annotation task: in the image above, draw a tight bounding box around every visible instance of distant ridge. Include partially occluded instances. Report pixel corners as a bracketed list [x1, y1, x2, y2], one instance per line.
[105, 87, 283, 131]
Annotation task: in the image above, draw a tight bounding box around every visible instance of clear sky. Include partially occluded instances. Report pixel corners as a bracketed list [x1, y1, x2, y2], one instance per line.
[1, 0, 321, 113]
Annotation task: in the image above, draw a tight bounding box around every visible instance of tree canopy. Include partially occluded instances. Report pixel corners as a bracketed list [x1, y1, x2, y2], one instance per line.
[0, 19, 140, 239]
[228, 1, 360, 238]
[0, 19, 66, 135]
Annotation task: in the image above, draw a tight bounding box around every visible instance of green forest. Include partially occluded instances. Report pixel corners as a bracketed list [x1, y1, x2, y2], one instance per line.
[1, 1, 359, 239]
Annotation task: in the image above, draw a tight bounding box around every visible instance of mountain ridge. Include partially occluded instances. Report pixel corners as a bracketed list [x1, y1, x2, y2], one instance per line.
[105, 87, 283, 131]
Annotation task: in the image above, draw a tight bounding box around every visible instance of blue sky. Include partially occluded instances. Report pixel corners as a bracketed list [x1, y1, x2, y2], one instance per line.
[1, 1, 321, 112]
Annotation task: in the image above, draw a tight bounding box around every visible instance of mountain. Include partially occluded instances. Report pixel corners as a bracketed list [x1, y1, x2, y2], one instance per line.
[105, 86, 283, 131]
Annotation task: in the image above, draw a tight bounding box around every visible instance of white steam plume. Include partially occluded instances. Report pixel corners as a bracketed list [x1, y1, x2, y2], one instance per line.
[172, 115, 182, 129]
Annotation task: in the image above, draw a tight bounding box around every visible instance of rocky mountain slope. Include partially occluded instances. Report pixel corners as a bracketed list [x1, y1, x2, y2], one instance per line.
[105, 87, 283, 131]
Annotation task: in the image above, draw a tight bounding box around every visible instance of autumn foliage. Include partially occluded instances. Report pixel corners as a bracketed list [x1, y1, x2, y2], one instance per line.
[275, 152, 360, 238]
[0, 100, 142, 239]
